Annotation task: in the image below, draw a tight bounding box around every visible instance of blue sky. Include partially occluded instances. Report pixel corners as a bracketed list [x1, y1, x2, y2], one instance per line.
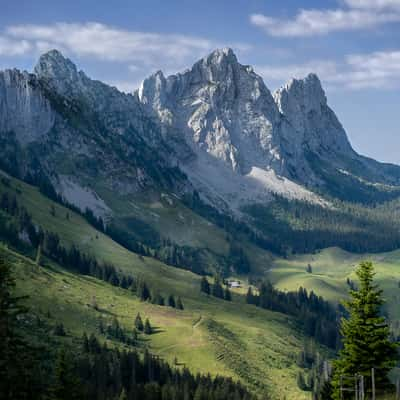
[1, 0, 400, 163]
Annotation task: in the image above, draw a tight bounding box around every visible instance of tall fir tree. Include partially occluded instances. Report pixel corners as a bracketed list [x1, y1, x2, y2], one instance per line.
[176, 296, 184, 310]
[200, 276, 210, 295]
[332, 261, 398, 399]
[144, 318, 152, 335]
[168, 294, 176, 308]
[212, 278, 224, 299]
[224, 287, 232, 301]
[0, 256, 42, 399]
[134, 313, 144, 331]
[52, 348, 81, 400]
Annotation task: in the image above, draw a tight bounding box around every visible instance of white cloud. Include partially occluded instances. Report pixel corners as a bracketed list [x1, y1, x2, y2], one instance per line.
[0, 36, 31, 56]
[345, 50, 400, 88]
[250, 0, 400, 37]
[343, 0, 400, 9]
[258, 50, 400, 90]
[6, 22, 249, 70]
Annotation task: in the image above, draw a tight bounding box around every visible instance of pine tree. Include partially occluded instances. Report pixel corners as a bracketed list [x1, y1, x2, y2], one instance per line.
[54, 322, 66, 336]
[212, 279, 224, 299]
[82, 332, 89, 352]
[297, 371, 308, 391]
[246, 287, 256, 305]
[52, 348, 81, 400]
[119, 388, 128, 400]
[135, 313, 144, 331]
[200, 277, 210, 295]
[88, 333, 101, 353]
[138, 280, 151, 301]
[332, 261, 398, 399]
[168, 294, 176, 308]
[318, 380, 333, 400]
[151, 291, 165, 306]
[0, 256, 42, 399]
[144, 318, 152, 335]
[176, 297, 184, 310]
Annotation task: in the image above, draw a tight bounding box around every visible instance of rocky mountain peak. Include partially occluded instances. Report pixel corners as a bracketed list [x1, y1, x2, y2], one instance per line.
[137, 70, 166, 107]
[201, 47, 238, 69]
[34, 49, 80, 84]
[137, 47, 282, 175]
[190, 47, 249, 86]
[274, 73, 353, 159]
[274, 73, 327, 118]
[33, 50, 142, 120]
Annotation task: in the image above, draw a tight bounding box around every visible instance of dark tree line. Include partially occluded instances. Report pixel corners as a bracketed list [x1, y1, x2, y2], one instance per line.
[200, 277, 232, 302]
[295, 340, 333, 398]
[244, 195, 400, 255]
[67, 335, 257, 400]
[227, 241, 250, 274]
[246, 283, 340, 349]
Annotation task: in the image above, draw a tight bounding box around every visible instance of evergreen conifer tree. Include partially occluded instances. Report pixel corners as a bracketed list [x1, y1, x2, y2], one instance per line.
[246, 287, 256, 305]
[54, 322, 66, 336]
[176, 297, 184, 310]
[138, 280, 151, 301]
[134, 313, 144, 331]
[0, 256, 42, 399]
[168, 294, 176, 308]
[200, 277, 210, 295]
[212, 279, 224, 299]
[144, 318, 152, 335]
[82, 332, 89, 352]
[52, 348, 81, 400]
[119, 388, 128, 400]
[332, 261, 398, 399]
[224, 287, 232, 301]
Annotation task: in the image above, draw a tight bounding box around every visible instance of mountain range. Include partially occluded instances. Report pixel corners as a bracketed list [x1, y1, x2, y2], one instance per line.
[2, 47, 400, 259]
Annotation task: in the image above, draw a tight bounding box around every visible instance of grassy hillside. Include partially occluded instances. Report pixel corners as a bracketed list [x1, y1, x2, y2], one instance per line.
[267, 247, 400, 326]
[0, 172, 316, 400]
[2, 170, 399, 398]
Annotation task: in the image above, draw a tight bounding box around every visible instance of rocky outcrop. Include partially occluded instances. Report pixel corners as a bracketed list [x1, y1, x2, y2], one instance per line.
[274, 73, 353, 157]
[0, 69, 55, 143]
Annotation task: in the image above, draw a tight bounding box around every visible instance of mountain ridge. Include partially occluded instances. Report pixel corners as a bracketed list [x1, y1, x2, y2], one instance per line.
[2, 48, 400, 257]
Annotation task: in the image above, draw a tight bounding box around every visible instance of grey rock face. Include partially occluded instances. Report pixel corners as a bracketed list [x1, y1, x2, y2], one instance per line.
[138, 48, 283, 175]
[0, 69, 55, 143]
[274, 74, 353, 157]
